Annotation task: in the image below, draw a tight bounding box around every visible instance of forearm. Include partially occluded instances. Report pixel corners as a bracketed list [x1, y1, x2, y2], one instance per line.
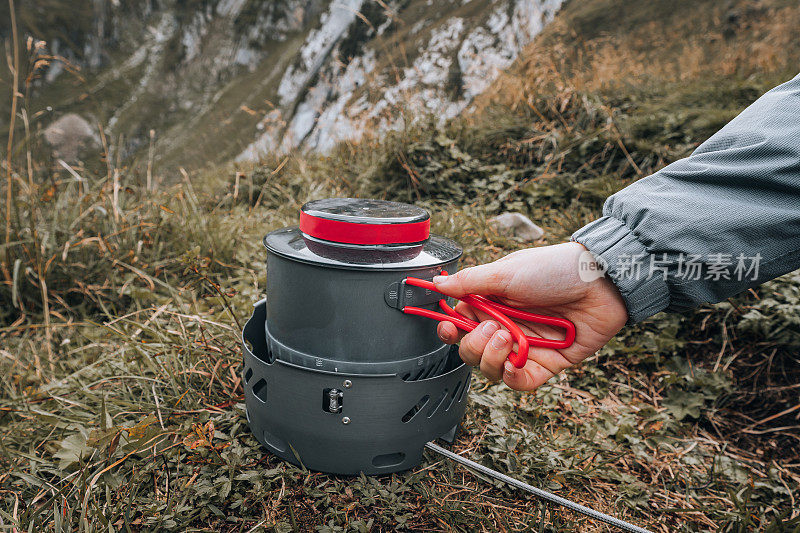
[573, 74, 800, 322]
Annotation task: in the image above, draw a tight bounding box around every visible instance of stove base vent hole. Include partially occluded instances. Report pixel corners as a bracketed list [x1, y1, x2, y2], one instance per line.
[401, 395, 430, 423]
[372, 452, 405, 468]
[252, 379, 268, 403]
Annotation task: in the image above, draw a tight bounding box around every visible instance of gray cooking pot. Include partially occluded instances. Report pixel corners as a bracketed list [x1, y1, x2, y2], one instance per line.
[242, 198, 472, 475]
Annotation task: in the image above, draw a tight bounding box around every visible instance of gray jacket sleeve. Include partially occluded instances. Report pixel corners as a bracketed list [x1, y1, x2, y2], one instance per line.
[572, 73, 800, 323]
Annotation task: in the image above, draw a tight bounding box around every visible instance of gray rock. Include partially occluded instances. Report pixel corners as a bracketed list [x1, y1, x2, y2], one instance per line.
[43, 114, 100, 163]
[489, 212, 544, 242]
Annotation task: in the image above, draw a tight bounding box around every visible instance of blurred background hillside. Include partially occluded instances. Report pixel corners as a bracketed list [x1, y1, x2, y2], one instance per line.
[1, 0, 799, 531]
[2, 0, 799, 170]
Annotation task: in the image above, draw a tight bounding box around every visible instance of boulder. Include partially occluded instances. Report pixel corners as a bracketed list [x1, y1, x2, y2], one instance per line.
[43, 114, 100, 163]
[488, 212, 544, 242]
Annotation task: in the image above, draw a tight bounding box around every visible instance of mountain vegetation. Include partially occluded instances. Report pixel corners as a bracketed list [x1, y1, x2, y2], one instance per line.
[1, 0, 798, 530]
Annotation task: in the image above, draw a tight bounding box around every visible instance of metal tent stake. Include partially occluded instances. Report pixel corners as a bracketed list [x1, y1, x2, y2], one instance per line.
[425, 442, 653, 533]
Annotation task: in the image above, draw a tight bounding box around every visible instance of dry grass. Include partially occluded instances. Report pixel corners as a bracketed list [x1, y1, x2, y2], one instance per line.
[2, 98, 798, 531]
[477, 0, 800, 113]
[1, 0, 799, 531]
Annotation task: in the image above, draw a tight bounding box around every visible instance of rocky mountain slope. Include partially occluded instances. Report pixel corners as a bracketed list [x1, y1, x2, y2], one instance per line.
[2, 0, 562, 168]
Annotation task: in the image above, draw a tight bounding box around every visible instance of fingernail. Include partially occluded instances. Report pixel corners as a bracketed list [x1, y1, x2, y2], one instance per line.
[492, 331, 510, 348]
[481, 321, 499, 337]
[432, 275, 447, 285]
[504, 361, 515, 374]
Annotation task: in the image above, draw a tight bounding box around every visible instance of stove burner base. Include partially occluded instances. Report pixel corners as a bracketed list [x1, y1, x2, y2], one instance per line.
[242, 300, 471, 475]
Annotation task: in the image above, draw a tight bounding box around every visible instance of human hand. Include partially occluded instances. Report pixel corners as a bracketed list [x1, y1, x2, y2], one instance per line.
[434, 242, 628, 391]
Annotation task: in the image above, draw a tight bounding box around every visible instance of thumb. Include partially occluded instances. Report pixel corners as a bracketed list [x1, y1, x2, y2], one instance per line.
[432, 263, 510, 298]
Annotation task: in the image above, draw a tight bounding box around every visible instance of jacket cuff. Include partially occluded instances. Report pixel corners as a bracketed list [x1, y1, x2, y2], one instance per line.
[571, 216, 671, 323]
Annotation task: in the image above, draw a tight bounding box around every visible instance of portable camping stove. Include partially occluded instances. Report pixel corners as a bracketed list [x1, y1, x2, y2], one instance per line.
[242, 198, 575, 475]
[242, 199, 469, 475]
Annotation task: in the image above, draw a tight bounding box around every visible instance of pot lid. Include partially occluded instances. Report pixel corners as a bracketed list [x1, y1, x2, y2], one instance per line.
[264, 228, 461, 270]
[265, 198, 461, 270]
[299, 198, 430, 245]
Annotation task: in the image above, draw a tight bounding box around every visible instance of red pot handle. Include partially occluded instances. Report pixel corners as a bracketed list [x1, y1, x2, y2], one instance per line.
[402, 273, 576, 369]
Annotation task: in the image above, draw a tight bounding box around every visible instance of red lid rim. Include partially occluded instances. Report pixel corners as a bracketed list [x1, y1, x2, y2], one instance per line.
[299, 211, 430, 245]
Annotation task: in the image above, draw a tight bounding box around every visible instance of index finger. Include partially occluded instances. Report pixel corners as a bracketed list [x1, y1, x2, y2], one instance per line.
[432, 263, 512, 299]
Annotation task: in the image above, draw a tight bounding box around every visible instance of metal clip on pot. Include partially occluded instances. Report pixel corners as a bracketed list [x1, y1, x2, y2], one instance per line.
[402, 273, 576, 369]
